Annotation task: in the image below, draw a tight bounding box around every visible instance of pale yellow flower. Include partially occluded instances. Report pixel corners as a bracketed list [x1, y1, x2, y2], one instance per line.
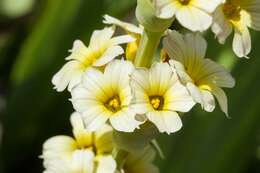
[41, 113, 116, 173]
[52, 27, 135, 92]
[103, 14, 143, 62]
[71, 60, 141, 132]
[118, 146, 159, 173]
[212, 0, 260, 58]
[131, 62, 195, 134]
[155, 0, 221, 31]
[163, 30, 235, 115]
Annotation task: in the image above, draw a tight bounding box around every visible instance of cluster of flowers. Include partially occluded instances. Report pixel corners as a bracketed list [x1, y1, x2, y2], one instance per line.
[41, 0, 259, 172]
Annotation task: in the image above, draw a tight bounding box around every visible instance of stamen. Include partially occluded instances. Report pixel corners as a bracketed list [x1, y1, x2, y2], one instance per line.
[223, 1, 241, 21]
[105, 96, 121, 112]
[150, 96, 164, 110]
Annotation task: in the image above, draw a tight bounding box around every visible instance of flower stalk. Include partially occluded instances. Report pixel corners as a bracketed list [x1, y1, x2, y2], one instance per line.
[113, 148, 129, 170]
[134, 29, 163, 67]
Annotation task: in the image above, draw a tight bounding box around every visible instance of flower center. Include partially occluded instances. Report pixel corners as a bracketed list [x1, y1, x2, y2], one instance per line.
[83, 45, 108, 67]
[105, 96, 121, 112]
[223, 1, 241, 21]
[178, 0, 191, 5]
[149, 96, 164, 110]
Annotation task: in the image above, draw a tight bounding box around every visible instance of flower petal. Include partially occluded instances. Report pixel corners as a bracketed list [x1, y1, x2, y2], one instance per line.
[43, 158, 69, 173]
[201, 89, 216, 112]
[104, 59, 134, 94]
[82, 68, 111, 102]
[212, 5, 233, 44]
[211, 85, 229, 116]
[198, 58, 235, 88]
[42, 136, 77, 160]
[131, 68, 150, 92]
[94, 124, 114, 154]
[147, 111, 182, 134]
[109, 108, 141, 132]
[186, 82, 203, 104]
[232, 25, 251, 58]
[110, 35, 136, 45]
[52, 60, 84, 92]
[96, 155, 117, 173]
[164, 79, 195, 112]
[66, 40, 89, 61]
[71, 84, 100, 113]
[103, 14, 143, 34]
[92, 46, 124, 67]
[81, 106, 111, 132]
[164, 30, 206, 70]
[154, 0, 178, 18]
[176, 6, 212, 32]
[89, 27, 115, 50]
[240, 0, 260, 30]
[70, 150, 95, 173]
[191, 0, 221, 13]
[149, 62, 175, 95]
[70, 112, 92, 148]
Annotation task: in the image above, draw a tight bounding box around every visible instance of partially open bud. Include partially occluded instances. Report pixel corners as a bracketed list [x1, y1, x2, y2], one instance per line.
[136, 0, 174, 33]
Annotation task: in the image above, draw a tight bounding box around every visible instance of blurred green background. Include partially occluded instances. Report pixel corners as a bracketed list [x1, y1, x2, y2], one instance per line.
[0, 0, 259, 173]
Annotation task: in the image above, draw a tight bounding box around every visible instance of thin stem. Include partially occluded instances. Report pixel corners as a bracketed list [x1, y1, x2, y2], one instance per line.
[134, 29, 163, 67]
[113, 148, 129, 170]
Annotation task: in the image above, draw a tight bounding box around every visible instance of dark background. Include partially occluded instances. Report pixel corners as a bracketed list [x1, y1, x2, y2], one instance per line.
[0, 0, 259, 172]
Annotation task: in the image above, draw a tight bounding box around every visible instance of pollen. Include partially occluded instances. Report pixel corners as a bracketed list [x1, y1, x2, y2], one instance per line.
[150, 96, 164, 110]
[223, 1, 241, 21]
[105, 96, 121, 112]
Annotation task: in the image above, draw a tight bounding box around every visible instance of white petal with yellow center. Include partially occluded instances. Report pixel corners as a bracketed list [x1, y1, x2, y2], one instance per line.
[71, 60, 140, 132]
[163, 30, 235, 115]
[52, 27, 134, 92]
[155, 0, 221, 31]
[131, 62, 194, 134]
[42, 114, 116, 173]
[212, 0, 260, 58]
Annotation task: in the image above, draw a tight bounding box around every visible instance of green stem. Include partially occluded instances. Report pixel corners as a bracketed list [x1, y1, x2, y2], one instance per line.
[134, 29, 163, 67]
[113, 148, 129, 170]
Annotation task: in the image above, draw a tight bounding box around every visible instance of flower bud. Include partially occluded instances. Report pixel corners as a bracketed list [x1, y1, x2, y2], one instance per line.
[136, 0, 174, 33]
[113, 122, 159, 152]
